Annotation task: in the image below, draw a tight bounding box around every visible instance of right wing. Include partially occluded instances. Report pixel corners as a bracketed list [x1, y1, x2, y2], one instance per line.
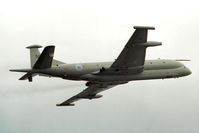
[56, 83, 116, 106]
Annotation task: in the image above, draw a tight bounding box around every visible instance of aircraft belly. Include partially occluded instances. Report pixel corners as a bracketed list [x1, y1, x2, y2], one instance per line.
[81, 66, 190, 82]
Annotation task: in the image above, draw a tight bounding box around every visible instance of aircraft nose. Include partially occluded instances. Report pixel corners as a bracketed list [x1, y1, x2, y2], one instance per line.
[183, 66, 192, 76]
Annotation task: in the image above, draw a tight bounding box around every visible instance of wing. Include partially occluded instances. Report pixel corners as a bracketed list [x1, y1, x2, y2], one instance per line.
[56, 83, 116, 106]
[110, 26, 161, 73]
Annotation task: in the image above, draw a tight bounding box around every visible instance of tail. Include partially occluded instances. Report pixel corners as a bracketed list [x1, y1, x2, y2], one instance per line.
[26, 45, 42, 68]
[33, 45, 55, 69]
[26, 45, 65, 68]
[10, 45, 65, 82]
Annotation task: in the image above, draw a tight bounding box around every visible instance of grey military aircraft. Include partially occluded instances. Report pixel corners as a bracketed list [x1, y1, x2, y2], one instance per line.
[10, 26, 191, 106]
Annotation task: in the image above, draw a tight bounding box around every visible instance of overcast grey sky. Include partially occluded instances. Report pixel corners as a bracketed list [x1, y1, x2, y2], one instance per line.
[0, 0, 198, 133]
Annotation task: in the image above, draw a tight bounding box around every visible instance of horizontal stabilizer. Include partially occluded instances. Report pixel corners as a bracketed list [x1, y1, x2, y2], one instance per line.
[26, 45, 42, 49]
[10, 69, 36, 82]
[134, 26, 155, 30]
[10, 69, 32, 72]
[19, 72, 35, 82]
[19, 72, 32, 80]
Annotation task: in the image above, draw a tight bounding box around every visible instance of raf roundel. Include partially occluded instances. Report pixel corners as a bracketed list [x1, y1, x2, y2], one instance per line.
[75, 64, 83, 71]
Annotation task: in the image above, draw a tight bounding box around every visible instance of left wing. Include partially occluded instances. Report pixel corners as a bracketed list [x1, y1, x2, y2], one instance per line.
[110, 26, 161, 74]
[94, 26, 161, 76]
[56, 83, 116, 106]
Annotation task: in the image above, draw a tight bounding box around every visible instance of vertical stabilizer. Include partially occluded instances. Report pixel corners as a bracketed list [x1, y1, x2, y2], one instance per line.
[26, 45, 65, 68]
[26, 45, 42, 68]
[33, 45, 55, 69]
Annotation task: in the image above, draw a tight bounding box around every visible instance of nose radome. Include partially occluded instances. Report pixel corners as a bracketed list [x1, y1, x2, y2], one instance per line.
[184, 66, 192, 76]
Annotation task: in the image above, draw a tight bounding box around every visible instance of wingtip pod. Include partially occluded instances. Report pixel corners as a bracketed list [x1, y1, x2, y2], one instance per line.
[137, 41, 162, 47]
[134, 26, 155, 30]
[56, 103, 75, 106]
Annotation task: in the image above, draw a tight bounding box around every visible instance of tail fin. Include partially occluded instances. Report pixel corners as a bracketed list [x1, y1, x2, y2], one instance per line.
[10, 45, 55, 81]
[11, 46, 55, 82]
[19, 72, 34, 82]
[26, 45, 42, 68]
[26, 45, 65, 68]
[33, 45, 55, 69]
[10, 45, 66, 82]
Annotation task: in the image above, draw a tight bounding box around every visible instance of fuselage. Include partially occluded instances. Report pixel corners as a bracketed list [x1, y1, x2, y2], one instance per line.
[38, 59, 191, 82]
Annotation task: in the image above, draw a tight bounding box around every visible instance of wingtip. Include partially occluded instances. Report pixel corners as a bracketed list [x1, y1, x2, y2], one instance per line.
[56, 104, 60, 106]
[56, 103, 75, 106]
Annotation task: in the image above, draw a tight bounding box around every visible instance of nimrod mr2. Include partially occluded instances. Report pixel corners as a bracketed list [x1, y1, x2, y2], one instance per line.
[10, 26, 191, 106]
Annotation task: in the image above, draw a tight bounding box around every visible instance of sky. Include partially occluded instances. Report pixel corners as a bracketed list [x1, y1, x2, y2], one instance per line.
[0, 0, 199, 133]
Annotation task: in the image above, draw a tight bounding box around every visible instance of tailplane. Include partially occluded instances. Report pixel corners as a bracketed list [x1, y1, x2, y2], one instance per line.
[10, 69, 35, 82]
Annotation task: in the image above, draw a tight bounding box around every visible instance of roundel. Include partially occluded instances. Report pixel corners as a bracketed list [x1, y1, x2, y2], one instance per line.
[75, 64, 83, 71]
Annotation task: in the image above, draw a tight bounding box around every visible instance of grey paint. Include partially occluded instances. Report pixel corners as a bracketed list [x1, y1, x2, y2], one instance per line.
[10, 27, 191, 106]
